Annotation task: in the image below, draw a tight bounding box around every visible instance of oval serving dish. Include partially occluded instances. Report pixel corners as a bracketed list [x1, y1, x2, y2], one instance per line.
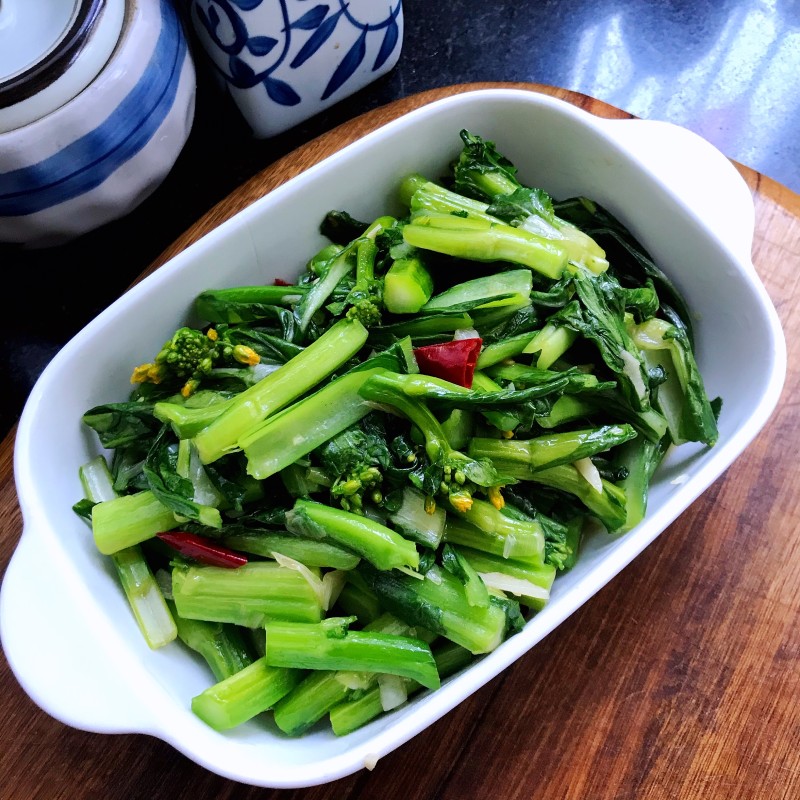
[0, 88, 786, 788]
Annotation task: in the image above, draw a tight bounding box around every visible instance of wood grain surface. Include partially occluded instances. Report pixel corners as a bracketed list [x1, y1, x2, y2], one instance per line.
[1, 83, 798, 800]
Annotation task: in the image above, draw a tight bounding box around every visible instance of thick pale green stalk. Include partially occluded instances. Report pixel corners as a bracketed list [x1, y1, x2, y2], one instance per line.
[453, 498, 546, 565]
[191, 658, 302, 731]
[400, 173, 496, 216]
[329, 640, 473, 736]
[171, 608, 254, 682]
[403, 215, 568, 280]
[112, 545, 177, 649]
[522, 322, 578, 368]
[80, 457, 176, 648]
[239, 368, 382, 480]
[273, 671, 353, 736]
[221, 531, 361, 570]
[443, 516, 544, 563]
[92, 490, 178, 555]
[263, 617, 440, 690]
[360, 563, 508, 655]
[522, 463, 628, 533]
[468, 425, 638, 474]
[193, 317, 368, 464]
[387, 486, 446, 549]
[476, 332, 538, 370]
[271, 614, 413, 735]
[153, 399, 234, 439]
[383, 256, 434, 313]
[79, 454, 117, 503]
[171, 561, 323, 627]
[455, 546, 556, 611]
[330, 679, 413, 736]
[285, 499, 419, 572]
[422, 268, 532, 312]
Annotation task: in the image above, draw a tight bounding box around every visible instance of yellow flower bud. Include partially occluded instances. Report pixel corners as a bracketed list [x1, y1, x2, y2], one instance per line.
[488, 485, 505, 510]
[448, 493, 473, 513]
[233, 345, 260, 366]
[130, 363, 153, 384]
[181, 378, 200, 398]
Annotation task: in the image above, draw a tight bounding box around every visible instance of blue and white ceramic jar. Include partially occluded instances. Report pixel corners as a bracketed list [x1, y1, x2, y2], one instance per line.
[0, 0, 196, 248]
[187, 0, 404, 137]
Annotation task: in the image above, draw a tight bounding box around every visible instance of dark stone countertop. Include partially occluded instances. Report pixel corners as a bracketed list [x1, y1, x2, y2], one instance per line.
[2, 0, 798, 437]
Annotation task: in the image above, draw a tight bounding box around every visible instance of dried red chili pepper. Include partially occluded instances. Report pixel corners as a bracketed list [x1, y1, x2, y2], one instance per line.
[157, 532, 248, 568]
[413, 337, 483, 388]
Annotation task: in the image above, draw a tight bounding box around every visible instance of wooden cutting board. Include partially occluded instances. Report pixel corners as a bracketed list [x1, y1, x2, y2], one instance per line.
[1, 83, 798, 800]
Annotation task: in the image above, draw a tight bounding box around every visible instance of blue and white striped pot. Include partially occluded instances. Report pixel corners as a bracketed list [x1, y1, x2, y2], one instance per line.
[0, 0, 196, 248]
[187, 0, 403, 137]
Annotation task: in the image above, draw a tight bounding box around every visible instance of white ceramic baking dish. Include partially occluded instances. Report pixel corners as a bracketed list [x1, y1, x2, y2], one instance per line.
[0, 88, 786, 788]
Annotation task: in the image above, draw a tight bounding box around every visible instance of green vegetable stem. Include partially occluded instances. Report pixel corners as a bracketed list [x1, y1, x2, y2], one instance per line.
[74, 127, 720, 740]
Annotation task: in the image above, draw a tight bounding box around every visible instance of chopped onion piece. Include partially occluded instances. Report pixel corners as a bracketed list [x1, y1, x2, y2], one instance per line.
[397, 565, 424, 581]
[425, 566, 443, 585]
[453, 327, 481, 340]
[620, 349, 647, 399]
[378, 674, 409, 711]
[479, 572, 550, 601]
[322, 569, 347, 611]
[189, 442, 224, 506]
[250, 362, 281, 381]
[364, 753, 380, 771]
[573, 457, 603, 494]
[335, 671, 372, 690]
[271, 551, 325, 607]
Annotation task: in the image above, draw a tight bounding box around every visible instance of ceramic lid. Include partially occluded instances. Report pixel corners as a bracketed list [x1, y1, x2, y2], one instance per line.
[0, 0, 125, 133]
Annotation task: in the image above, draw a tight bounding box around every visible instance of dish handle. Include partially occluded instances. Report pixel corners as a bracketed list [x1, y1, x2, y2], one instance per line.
[597, 117, 756, 267]
[0, 524, 156, 733]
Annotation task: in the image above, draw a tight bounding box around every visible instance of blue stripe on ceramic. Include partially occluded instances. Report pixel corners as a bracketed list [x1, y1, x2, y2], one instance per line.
[0, 0, 186, 217]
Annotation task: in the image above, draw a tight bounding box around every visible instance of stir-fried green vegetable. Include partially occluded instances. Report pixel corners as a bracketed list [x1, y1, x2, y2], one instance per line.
[74, 129, 720, 738]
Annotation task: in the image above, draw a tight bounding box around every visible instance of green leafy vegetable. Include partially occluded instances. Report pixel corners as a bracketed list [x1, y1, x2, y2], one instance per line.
[74, 127, 719, 740]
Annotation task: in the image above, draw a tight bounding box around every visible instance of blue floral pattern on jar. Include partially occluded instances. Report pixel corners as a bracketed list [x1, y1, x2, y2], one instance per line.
[188, 0, 403, 110]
